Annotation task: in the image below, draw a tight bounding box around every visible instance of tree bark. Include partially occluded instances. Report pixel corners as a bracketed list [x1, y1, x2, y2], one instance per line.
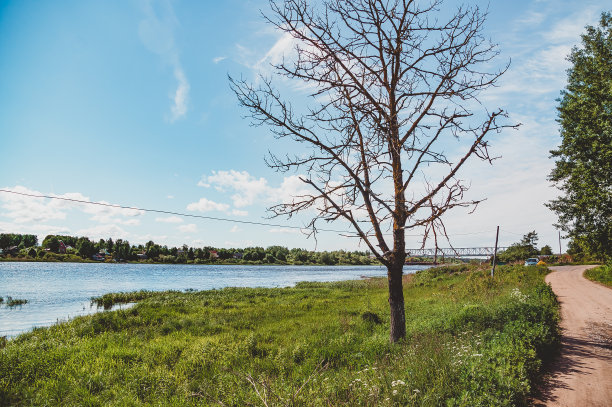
[388, 261, 406, 343]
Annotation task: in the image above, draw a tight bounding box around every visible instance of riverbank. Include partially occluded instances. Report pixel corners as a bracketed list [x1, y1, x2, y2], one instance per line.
[0, 264, 559, 406]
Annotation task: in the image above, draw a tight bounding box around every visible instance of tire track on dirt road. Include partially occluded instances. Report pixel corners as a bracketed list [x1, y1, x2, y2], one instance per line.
[534, 265, 612, 407]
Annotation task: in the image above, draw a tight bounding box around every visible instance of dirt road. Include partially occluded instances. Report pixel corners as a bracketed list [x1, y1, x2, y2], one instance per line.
[534, 265, 612, 406]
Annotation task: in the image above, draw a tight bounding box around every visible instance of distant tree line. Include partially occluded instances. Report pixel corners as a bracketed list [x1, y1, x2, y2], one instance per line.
[0, 233, 376, 266]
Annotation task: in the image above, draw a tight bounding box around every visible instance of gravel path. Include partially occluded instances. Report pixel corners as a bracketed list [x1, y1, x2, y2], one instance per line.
[534, 265, 612, 407]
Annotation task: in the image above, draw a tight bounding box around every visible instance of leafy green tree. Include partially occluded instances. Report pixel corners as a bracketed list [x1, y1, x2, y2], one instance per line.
[540, 245, 553, 256]
[42, 235, 60, 253]
[547, 12, 612, 261]
[0, 234, 11, 250]
[113, 239, 131, 261]
[498, 231, 540, 263]
[21, 234, 38, 248]
[76, 237, 96, 258]
[106, 238, 114, 253]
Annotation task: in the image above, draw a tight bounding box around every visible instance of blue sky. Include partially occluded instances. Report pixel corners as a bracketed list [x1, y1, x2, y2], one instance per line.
[0, 0, 609, 252]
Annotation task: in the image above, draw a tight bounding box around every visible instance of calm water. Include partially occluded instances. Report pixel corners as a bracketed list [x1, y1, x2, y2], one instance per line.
[0, 262, 429, 337]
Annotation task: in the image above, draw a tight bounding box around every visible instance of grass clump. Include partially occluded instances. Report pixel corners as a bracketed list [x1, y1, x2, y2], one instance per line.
[584, 264, 612, 287]
[0, 265, 559, 406]
[3, 297, 28, 307]
[91, 290, 161, 310]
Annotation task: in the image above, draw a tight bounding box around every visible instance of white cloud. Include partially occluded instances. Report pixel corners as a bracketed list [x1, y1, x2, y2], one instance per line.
[198, 170, 313, 211]
[229, 225, 241, 233]
[543, 8, 598, 44]
[232, 209, 248, 217]
[0, 186, 142, 226]
[0, 186, 67, 224]
[178, 223, 197, 233]
[253, 32, 296, 72]
[186, 197, 230, 212]
[138, 0, 189, 122]
[0, 220, 70, 240]
[167, 195, 174, 199]
[155, 215, 183, 223]
[170, 66, 189, 122]
[213, 56, 227, 64]
[201, 170, 270, 208]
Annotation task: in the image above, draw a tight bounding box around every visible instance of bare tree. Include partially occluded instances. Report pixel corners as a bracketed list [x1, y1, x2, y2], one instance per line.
[231, 0, 517, 342]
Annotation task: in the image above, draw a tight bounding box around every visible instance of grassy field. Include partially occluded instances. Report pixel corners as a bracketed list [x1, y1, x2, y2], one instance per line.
[0, 265, 559, 406]
[584, 264, 612, 287]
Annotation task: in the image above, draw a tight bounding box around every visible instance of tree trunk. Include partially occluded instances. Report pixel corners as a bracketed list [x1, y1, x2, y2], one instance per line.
[388, 261, 406, 342]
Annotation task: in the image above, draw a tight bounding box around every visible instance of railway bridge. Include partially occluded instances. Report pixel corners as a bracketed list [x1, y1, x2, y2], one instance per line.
[406, 247, 508, 258]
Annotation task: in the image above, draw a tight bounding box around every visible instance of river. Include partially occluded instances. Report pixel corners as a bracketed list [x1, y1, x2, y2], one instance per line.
[0, 261, 430, 337]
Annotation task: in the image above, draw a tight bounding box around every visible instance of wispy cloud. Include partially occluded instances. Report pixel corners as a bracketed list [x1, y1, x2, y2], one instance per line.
[170, 66, 189, 122]
[213, 56, 227, 64]
[138, 0, 189, 122]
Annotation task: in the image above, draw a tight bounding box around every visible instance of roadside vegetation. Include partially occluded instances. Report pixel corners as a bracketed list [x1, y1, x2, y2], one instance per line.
[1, 264, 559, 406]
[584, 264, 612, 287]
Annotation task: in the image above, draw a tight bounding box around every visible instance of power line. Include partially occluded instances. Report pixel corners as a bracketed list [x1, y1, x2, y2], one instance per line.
[0, 188, 349, 233]
[0, 188, 497, 239]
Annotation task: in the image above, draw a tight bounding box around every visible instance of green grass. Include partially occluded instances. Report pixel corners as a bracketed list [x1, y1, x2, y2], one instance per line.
[1, 297, 28, 307]
[91, 290, 161, 310]
[584, 264, 612, 287]
[0, 265, 559, 406]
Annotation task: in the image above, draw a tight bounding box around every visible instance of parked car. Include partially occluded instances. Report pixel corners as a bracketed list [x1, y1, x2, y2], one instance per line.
[524, 258, 539, 266]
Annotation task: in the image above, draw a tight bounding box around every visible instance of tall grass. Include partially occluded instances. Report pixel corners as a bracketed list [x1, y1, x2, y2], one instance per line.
[584, 264, 612, 287]
[0, 265, 558, 406]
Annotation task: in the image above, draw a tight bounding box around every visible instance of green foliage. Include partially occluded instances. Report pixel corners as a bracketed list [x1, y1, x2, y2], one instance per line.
[41, 236, 60, 253]
[547, 12, 612, 261]
[498, 231, 541, 263]
[584, 264, 612, 287]
[0, 265, 559, 406]
[91, 290, 160, 310]
[0, 234, 37, 250]
[540, 245, 553, 255]
[1, 232, 375, 266]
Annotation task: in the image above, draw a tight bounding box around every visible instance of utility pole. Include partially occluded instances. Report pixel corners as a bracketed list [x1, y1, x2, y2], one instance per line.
[558, 231, 562, 257]
[491, 226, 500, 277]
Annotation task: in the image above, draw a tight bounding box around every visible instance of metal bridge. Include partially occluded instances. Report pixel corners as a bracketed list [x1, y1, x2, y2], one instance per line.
[406, 247, 508, 257]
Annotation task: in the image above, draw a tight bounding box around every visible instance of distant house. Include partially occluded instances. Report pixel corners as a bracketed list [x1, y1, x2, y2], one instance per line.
[58, 241, 67, 254]
[92, 254, 105, 261]
[233, 252, 243, 259]
[5, 246, 19, 256]
[136, 253, 148, 260]
[209, 250, 219, 259]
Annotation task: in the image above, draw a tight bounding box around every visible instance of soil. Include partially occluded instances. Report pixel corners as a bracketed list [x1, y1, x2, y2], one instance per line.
[533, 265, 612, 407]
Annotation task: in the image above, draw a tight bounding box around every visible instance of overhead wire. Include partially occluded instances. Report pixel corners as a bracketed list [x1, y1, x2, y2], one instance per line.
[0, 189, 501, 240]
